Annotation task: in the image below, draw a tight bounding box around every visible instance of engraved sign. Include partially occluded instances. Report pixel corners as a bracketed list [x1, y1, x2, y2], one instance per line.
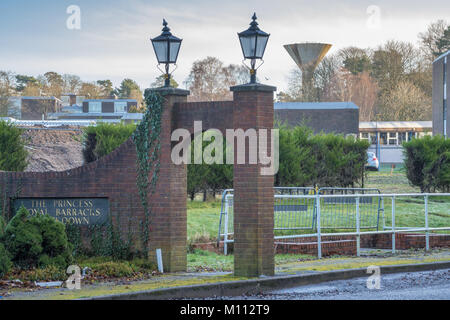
[13, 198, 109, 226]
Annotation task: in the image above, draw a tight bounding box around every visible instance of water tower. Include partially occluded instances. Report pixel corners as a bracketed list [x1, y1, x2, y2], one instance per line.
[284, 43, 332, 100]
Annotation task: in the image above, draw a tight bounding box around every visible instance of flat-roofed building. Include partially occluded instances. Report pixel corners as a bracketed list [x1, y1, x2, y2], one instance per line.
[359, 121, 432, 164]
[82, 99, 137, 114]
[4, 96, 63, 120]
[274, 102, 359, 135]
[432, 50, 449, 137]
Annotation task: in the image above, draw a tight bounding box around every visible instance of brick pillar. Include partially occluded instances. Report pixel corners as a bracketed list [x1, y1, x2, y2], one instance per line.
[231, 83, 277, 277]
[148, 87, 189, 272]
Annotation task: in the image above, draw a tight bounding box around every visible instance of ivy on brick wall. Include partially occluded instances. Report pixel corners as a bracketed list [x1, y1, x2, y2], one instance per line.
[132, 90, 163, 257]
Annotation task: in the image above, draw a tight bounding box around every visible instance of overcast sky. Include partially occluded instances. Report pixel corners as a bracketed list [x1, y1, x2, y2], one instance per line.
[1, 0, 449, 92]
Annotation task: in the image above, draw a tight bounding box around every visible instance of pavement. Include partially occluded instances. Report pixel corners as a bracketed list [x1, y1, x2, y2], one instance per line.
[220, 268, 450, 300]
[2, 248, 450, 300]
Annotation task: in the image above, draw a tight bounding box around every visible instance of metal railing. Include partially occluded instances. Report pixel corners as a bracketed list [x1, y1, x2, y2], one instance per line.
[217, 187, 316, 254]
[217, 191, 450, 257]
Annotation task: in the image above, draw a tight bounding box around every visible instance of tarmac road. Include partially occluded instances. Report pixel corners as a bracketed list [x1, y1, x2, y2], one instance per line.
[223, 268, 450, 300]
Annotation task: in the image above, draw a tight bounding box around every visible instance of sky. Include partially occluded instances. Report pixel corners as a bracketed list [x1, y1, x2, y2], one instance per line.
[0, 0, 449, 92]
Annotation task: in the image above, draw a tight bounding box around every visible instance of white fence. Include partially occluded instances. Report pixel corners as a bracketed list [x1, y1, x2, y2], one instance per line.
[218, 192, 450, 257]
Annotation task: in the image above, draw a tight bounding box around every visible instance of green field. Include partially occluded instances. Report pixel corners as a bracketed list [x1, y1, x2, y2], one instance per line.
[187, 171, 450, 243]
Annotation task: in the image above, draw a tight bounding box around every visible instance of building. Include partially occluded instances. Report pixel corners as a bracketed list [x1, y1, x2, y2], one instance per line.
[48, 98, 142, 123]
[274, 102, 359, 135]
[5, 96, 62, 120]
[359, 121, 432, 164]
[432, 50, 449, 137]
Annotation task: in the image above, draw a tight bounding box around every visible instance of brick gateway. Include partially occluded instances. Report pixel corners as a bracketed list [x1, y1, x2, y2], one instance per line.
[0, 84, 277, 277]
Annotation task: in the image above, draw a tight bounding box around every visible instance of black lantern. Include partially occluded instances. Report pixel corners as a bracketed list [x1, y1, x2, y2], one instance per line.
[238, 13, 270, 83]
[151, 19, 182, 87]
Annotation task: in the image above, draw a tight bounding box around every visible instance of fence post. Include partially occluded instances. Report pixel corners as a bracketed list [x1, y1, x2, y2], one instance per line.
[316, 193, 322, 259]
[356, 196, 360, 257]
[391, 196, 396, 254]
[425, 195, 429, 251]
[224, 195, 229, 255]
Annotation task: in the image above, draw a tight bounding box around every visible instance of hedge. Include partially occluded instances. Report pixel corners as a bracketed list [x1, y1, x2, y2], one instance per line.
[403, 135, 450, 192]
[276, 126, 369, 188]
[0, 120, 28, 171]
[82, 122, 136, 163]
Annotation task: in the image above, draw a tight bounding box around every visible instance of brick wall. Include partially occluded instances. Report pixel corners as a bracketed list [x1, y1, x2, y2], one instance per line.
[361, 233, 450, 250]
[0, 138, 144, 245]
[1, 85, 278, 276]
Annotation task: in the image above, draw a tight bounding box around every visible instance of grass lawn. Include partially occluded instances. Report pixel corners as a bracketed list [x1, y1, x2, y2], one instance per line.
[187, 249, 315, 272]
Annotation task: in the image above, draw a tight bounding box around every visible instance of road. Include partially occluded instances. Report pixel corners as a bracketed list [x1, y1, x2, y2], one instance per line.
[223, 269, 450, 300]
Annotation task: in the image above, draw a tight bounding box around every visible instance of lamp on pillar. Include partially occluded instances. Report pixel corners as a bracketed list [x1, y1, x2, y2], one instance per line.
[151, 19, 182, 87]
[238, 13, 270, 84]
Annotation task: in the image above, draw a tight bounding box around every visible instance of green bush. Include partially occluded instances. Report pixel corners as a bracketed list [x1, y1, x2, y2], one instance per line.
[37, 214, 73, 268]
[187, 132, 233, 201]
[276, 126, 369, 188]
[0, 120, 28, 171]
[0, 243, 12, 277]
[403, 135, 450, 192]
[0, 215, 6, 240]
[3, 206, 73, 269]
[4, 206, 43, 268]
[82, 122, 136, 163]
[186, 126, 370, 196]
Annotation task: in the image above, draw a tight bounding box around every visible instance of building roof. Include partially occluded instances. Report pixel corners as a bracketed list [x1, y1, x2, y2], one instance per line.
[83, 99, 137, 103]
[359, 121, 432, 130]
[21, 96, 62, 102]
[274, 102, 359, 110]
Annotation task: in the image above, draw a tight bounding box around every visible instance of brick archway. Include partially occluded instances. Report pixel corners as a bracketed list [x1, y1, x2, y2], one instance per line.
[153, 84, 276, 277]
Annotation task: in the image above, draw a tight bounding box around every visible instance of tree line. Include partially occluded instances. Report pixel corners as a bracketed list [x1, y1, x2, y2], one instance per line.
[1, 20, 449, 120]
[277, 20, 450, 122]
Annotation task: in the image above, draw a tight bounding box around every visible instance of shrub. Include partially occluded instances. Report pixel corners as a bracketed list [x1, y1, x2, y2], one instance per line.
[0, 215, 6, 240]
[0, 120, 28, 171]
[276, 126, 369, 188]
[0, 243, 12, 277]
[4, 206, 43, 268]
[403, 135, 450, 192]
[36, 214, 73, 268]
[82, 122, 136, 163]
[88, 261, 136, 278]
[4, 206, 73, 269]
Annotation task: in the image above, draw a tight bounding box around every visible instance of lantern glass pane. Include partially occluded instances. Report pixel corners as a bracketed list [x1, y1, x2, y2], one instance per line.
[239, 35, 256, 58]
[255, 35, 269, 59]
[153, 41, 169, 63]
[169, 41, 181, 63]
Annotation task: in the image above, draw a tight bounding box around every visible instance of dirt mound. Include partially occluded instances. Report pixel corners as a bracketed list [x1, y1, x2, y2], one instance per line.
[22, 129, 85, 172]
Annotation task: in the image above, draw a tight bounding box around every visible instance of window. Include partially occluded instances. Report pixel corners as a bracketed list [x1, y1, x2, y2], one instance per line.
[360, 132, 369, 141]
[88, 102, 102, 113]
[407, 132, 416, 141]
[370, 133, 378, 145]
[114, 102, 128, 113]
[388, 132, 398, 145]
[398, 132, 407, 144]
[379, 132, 387, 145]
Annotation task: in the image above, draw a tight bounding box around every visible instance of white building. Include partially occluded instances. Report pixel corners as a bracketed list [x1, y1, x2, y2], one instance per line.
[359, 121, 432, 164]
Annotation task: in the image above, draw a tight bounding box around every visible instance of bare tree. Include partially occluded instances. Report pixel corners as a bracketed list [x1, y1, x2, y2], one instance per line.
[185, 57, 248, 102]
[419, 20, 449, 61]
[62, 74, 82, 94]
[379, 81, 431, 121]
[0, 71, 17, 117]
